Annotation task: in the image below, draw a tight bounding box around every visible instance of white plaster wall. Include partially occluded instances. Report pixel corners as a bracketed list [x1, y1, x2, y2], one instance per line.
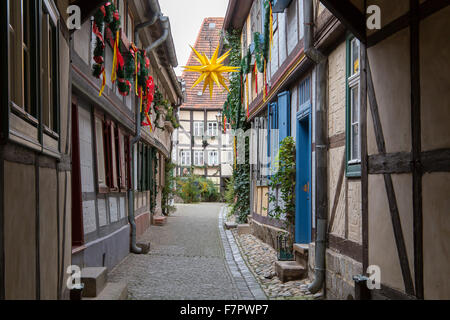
[73, 20, 90, 64]
[423, 172, 450, 299]
[98, 198, 108, 227]
[328, 146, 346, 238]
[270, 28, 279, 77]
[78, 106, 95, 193]
[278, 13, 287, 65]
[367, 28, 412, 154]
[109, 197, 119, 223]
[347, 180, 362, 244]
[83, 200, 97, 234]
[286, 0, 298, 55]
[368, 173, 415, 293]
[420, 6, 450, 151]
[119, 196, 126, 220]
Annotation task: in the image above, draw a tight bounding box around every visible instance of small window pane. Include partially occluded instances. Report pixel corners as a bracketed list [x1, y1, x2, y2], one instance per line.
[95, 118, 107, 187]
[351, 39, 360, 76]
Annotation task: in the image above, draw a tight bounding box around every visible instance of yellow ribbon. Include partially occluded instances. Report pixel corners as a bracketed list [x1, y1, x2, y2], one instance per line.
[99, 69, 106, 97]
[263, 59, 267, 103]
[135, 49, 139, 96]
[140, 94, 143, 113]
[111, 30, 120, 83]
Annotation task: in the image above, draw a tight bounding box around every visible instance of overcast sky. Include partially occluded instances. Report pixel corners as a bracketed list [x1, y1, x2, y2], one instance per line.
[159, 0, 229, 76]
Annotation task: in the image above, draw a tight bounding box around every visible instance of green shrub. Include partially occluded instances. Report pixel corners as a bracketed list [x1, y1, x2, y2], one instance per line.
[176, 173, 220, 203]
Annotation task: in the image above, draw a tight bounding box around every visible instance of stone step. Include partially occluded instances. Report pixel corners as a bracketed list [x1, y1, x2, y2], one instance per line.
[81, 267, 108, 298]
[153, 216, 167, 226]
[275, 261, 307, 283]
[224, 221, 238, 230]
[237, 224, 251, 235]
[293, 243, 309, 268]
[84, 282, 128, 300]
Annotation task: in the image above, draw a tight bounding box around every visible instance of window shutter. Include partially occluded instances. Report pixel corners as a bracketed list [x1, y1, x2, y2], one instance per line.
[277, 91, 291, 143]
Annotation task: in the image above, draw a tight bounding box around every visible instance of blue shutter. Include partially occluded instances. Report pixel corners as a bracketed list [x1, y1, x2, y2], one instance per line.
[278, 91, 291, 143]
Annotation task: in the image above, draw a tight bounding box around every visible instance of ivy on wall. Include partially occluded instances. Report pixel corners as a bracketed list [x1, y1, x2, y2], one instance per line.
[162, 159, 176, 216]
[268, 137, 296, 242]
[222, 29, 251, 224]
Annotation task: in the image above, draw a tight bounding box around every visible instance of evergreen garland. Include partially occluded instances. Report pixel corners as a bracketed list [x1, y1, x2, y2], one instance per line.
[92, 2, 121, 79]
[117, 51, 135, 96]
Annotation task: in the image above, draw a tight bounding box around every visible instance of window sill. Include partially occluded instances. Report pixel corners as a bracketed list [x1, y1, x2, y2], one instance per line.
[346, 163, 361, 178]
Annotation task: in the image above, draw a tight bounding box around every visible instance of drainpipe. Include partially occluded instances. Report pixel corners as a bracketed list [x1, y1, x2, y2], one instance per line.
[127, 0, 167, 254]
[303, 0, 328, 294]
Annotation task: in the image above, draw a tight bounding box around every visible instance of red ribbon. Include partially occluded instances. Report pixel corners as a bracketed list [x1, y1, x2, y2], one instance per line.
[254, 64, 258, 94]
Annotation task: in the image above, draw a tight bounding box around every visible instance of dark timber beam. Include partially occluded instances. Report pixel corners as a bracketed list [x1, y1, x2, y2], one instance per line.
[319, 0, 366, 42]
[367, 59, 415, 296]
[410, 0, 424, 300]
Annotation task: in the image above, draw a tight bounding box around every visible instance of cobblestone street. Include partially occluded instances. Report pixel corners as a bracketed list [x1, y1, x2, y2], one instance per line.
[108, 204, 265, 300]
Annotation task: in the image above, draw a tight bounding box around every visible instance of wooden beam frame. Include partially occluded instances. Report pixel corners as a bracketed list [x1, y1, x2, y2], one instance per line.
[319, 0, 366, 42]
[367, 59, 415, 296]
[410, 0, 424, 300]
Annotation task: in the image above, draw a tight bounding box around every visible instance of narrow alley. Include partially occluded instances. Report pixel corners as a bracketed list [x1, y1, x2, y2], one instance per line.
[108, 204, 266, 300]
[0, 0, 449, 305]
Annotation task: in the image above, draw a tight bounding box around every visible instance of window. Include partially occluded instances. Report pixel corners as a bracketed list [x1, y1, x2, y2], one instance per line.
[41, 6, 58, 132]
[180, 151, 191, 166]
[298, 76, 311, 113]
[207, 122, 218, 137]
[117, 129, 128, 191]
[94, 115, 108, 192]
[225, 150, 233, 165]
[208, 150, 219, 166]
[127, 9, 134, 42]
[193, 122, 204, 137]
[9, 0, 35, 117]
[94, 114, 126, 193]
[346, 36, 361, 177]
[193, 150, 204, 166]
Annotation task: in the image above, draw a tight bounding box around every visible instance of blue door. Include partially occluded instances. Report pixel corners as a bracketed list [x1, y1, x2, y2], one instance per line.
[295, 76, 312, 244]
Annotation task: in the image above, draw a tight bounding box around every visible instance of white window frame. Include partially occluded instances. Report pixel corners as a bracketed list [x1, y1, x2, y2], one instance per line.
[208, 150, 219, 166]
[207, 122, 218, 137]
[180, 150, 191, 166]
[348, 38, 361, 164]
[193, 150, 204, 166]
[193, 122, 204, 137]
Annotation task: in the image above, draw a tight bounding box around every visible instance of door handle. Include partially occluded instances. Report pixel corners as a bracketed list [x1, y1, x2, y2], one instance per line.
[303, 182, 310, 193]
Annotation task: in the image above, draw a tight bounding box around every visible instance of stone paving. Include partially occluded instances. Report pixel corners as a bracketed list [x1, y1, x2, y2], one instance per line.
[108, 203, 265, 300]
[229, 219, 314, 300]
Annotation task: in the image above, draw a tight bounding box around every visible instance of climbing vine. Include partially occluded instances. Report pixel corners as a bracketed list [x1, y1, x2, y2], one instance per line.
[222, 29, 251, 224]
[268, 137, 296, 242]
[162, 159, 176, 216]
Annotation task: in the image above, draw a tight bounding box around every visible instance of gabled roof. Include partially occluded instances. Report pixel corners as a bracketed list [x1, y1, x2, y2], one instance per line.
[181, 17, 228, 111]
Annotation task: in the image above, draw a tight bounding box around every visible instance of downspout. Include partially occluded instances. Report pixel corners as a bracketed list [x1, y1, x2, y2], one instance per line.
[127, 0, 167, 254]
[303, 0, 328, 294]
[145, 15, 169, 53]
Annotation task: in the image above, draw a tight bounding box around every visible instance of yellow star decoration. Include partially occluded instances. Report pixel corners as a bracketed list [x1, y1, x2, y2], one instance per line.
[183, 44, 240, 99]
